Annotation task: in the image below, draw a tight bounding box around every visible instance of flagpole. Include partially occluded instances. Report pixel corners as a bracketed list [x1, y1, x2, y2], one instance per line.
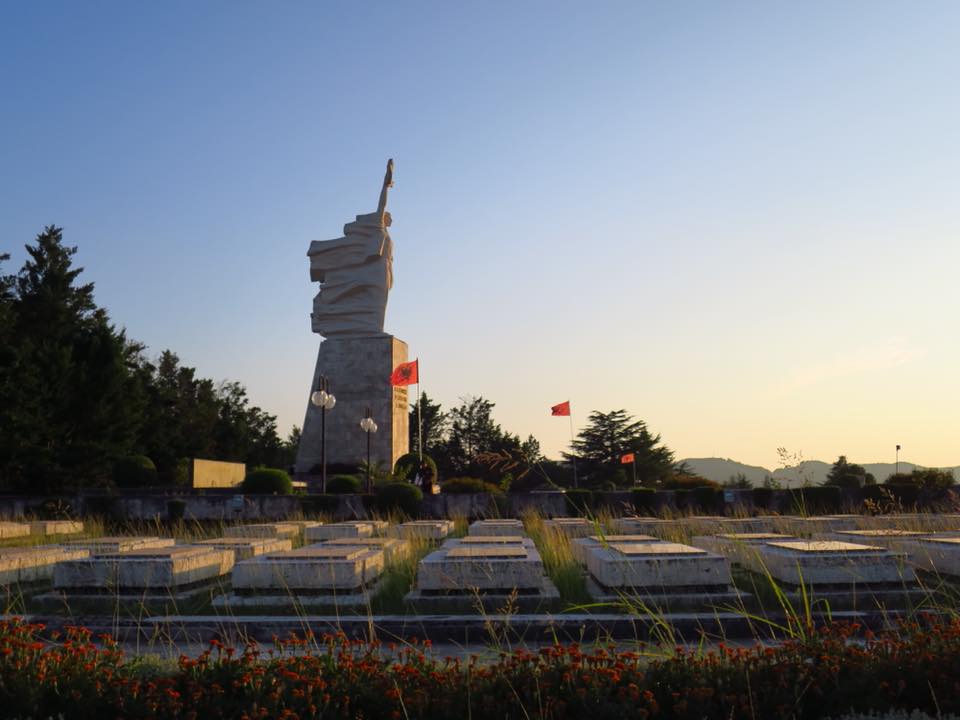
[632, 456, 637, 487]
[568, 408, 578, 489]
[416, 361, 422, 462]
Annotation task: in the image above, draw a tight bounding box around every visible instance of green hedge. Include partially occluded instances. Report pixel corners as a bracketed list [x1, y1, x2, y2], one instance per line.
[375, 482, 423, 517]
[441, 477, 502, 495]
[326, 474, 362, 494]
[112, 455, 157, 488]
[241, 468, 293, 495]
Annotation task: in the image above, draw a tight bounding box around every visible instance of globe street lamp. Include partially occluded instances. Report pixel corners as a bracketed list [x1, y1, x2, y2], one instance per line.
[310, 375, 336, 493]
[360, 407, 378, 494]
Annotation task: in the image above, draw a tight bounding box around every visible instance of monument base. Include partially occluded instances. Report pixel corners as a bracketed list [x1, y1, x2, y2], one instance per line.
[295, 335, 409, 480]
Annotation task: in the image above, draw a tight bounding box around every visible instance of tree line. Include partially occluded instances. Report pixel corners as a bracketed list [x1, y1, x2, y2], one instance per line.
[0, 226, 294, 493]
[409, 396, 677, 490]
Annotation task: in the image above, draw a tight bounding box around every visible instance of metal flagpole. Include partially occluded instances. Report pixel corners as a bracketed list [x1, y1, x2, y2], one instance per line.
[632, 456, 638, 486]
[417, 366, 423, 462]
[568, 408, 578, 489]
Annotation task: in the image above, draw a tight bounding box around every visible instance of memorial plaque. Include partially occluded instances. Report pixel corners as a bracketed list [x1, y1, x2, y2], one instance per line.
[447, 546, 527, 559]
[770, 541, 882, 553]
[459, 536, 524, 544]
[611, 543, 705, 556]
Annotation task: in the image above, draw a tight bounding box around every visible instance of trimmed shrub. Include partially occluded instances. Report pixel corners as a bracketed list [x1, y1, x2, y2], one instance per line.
[630, 487, 657, 515]
[393, 453, 438, 485]
[752, 487, 774, 509]
[441, 477, 502, 495]
[242, 468, 293, 495]
[375, 482, 423, 517]
[564, 489, 594, 516]
[113, 455, 158, 488]
[299, 494, 341, 516]
[326, 474, 362, 494]
[166, 499, 187, 521]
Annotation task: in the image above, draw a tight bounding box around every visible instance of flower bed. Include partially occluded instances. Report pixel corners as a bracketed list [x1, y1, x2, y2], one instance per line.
[2, 616, 960, 719]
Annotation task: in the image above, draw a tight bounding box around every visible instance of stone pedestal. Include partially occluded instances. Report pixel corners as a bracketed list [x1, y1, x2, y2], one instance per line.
[296, 335, 409, 475]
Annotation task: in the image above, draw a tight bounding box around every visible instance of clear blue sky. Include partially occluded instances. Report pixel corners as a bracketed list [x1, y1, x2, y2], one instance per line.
[2, 2, 958, 469]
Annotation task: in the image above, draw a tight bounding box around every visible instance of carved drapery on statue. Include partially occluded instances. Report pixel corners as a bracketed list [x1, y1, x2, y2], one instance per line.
[308, 159, 394, 337]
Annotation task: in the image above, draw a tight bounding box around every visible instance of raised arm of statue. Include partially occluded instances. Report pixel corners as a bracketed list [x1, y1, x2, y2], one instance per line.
[377, 158, 394, 217]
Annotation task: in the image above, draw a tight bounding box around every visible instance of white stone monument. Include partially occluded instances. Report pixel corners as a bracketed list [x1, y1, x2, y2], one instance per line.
[295, 160, 410, 479]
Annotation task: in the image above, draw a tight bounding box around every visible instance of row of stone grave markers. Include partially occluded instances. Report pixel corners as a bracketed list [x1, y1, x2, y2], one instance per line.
[2, 515, 960, 614]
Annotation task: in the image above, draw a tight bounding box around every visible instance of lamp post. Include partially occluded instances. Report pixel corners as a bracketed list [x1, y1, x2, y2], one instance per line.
[310, 375, 336, 493]
[359, 407, 378, 494]
[896, 444, 901, 476]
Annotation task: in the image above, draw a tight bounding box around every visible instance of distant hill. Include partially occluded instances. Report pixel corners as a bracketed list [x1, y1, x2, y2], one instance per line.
[680, 457, 959, 488]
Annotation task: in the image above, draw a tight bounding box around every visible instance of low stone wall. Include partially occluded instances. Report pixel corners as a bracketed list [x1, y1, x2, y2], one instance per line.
[0, 486, 953, 522]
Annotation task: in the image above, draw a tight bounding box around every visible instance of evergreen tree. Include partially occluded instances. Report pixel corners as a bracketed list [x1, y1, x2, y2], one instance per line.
[566, 409, 674, 488]
[824, 455, 874, 489]
[0, 227, 141, 491]
[409, 392, 448, 455]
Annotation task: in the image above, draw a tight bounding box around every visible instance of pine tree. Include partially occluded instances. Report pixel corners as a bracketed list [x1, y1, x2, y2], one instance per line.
[0, 226, 141, 491]
[567, 409, 674, 488]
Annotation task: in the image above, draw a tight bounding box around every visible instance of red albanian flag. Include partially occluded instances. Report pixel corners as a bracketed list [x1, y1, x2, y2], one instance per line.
[551, 401, 571, 416]
[620, 452, 635, 464]
[390, 359, 419, 386]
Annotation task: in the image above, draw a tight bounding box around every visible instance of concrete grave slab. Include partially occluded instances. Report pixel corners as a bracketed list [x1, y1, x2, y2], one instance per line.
[905, 537, 960, 576]
[224, 523, 302, 541]
[570, 535, 660, 564]
[0, 546, 90, 586]
[468, 519, 525, 537]
[217, 544, 387, 610]
[52, 546, 234, 594]
[230, 544, 385, 592]
[29, 521, 84, 537]
[388, 520, 454, 540]
[584, 541, 731, 592]
[415, 537, 545, 592]
[689, 533, 798, 571]
[324, 537, 409, 563]
[305, 521, 375, 541]
[65, 537, 176, 554]
[0, 522, 31, 540]
[193, 537, 293, 561]
[407, 536, 558, 612]
[756, 540, 915, 587]
[826, 530, 930, 555]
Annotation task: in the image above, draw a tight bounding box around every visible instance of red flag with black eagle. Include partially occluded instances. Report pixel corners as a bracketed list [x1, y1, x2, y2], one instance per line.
[390, 359, 419, 386]
[551, 401, 571, 416]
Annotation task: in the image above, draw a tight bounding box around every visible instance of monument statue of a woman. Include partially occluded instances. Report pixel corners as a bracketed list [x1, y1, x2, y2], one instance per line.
[296, 159, 409, 478]
[307, 159, 394, 337]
